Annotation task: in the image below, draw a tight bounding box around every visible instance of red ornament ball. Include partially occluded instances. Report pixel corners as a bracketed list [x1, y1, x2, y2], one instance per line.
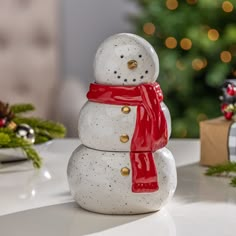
[226, 84, 236, 96]
[224, 111, 233, 120]
[0, 118, 6, 127]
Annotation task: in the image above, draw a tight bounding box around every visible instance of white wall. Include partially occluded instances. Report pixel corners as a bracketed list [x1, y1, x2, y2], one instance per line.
[62, 0, 138, 88]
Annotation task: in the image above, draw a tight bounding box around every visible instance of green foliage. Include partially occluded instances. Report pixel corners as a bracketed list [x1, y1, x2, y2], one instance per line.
[0, 132, 42, 168]
[131, 0, 236, 137]
[22, 145, 42, 168]
[206, 162, 236, 187]
[13, 117, 66, 143]
[231, 177, 236, 187]
[10, 104, 35, 114]
[0, 102, 66, 168]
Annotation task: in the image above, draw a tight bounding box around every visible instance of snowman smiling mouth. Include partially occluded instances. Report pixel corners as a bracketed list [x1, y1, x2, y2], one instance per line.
[113, 59, 149, 85]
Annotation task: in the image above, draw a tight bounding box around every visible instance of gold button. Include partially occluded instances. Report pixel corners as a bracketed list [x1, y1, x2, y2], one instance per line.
[121, 167, 130, 176]
[127, 60, 138, 69]
[121, 106, 131, 114]
[120, 134, 129, 143]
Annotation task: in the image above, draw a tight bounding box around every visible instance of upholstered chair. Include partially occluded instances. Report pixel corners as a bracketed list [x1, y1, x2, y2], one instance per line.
[0, 0, 87, 136]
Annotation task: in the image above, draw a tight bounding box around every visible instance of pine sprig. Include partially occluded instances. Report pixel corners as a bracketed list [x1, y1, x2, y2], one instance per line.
[0, 134, 42, 168]
[205, 162, 236, 187]
[10, 104, 35, 114]
[13, 116, 66, 138]
[22, 145, 42, 168]
[0, 101, 66, 168]
[205, 162, 236, 176]
[231, 177, 236, 187]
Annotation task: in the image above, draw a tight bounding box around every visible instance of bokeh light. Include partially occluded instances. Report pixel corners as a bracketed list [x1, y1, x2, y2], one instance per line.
[208, 29, 219, 41]
[192, 58, 204, 71]
[220, 51, 232, 63]
[143, 23, 156, 35]
[222, 1, 234, 13]
[180, 38, 192, 50]
[197, 113, 208, 122]
[176, 60, 186, 70]
[186, 0, 197, 5]
[166, 0, 178, 10]
[165, 37, 177, 49]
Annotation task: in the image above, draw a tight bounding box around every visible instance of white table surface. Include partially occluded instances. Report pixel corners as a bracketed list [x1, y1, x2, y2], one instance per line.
[0, 139, 235, 236]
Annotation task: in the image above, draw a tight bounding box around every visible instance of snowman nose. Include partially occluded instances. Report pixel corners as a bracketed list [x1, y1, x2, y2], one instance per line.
[127, 60, 138, 70]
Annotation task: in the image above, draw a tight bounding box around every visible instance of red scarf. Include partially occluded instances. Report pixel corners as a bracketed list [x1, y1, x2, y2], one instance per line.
[87, 82, 168, 193]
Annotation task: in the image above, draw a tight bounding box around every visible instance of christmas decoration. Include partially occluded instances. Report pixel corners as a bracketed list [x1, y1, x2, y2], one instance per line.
[15, 124, 35, 144]
[206, 162, 236, 187]
[67, 33, 177, 215]
[200, 81, 236, 187]
[0, 101, 14, 128]
[0, 101, 66, 168]
[131, 0, 236, 137]
[220, 80, 236, 120]
[200, 117, 234, 166]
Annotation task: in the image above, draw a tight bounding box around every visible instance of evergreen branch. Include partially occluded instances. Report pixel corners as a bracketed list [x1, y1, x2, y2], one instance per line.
[205, 162, 236, 176]
[35, 135, 50, 144]
[22, 145, 42, 168]
[13, 116, 66, 138]
[0, 127, 15, 136]
[0, 133, 11, 146]
[206, 162, 236, 187]
[231, 177, 236, 187]
[10, 104, 35, 114]
[0, 135, 42, 168]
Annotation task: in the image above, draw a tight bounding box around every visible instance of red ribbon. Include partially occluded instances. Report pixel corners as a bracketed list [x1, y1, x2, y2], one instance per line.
[87, 82, 168, 193]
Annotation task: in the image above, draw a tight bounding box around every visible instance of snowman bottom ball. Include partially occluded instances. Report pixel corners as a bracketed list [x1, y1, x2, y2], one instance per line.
[67, 145, 177, 215]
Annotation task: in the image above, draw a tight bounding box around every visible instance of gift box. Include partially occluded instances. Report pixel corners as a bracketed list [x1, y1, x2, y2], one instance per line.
[200, 117, 236, 166]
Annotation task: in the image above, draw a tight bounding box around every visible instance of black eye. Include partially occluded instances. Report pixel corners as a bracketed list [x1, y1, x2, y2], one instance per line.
[145, 70, 148, 74]
[124, 79, 127, 82]
[133, 79, 136, 82]
[117, 76, 121, 79]
[140, 76, 144, 79]
[114, 71, 117, 74]
[139, 55, 142, 58]
[120, 55, 124, 58]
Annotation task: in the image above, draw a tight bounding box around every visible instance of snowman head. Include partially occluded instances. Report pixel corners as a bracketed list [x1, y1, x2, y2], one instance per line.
[94, 33, 159, 86]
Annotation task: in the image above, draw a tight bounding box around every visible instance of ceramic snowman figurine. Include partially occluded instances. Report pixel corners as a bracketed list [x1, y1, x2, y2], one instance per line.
[67, 33, 177, 215]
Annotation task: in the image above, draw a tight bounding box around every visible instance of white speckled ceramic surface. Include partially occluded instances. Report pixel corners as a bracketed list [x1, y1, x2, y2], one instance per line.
[79, 101, 171, 151]
[67, 145, 177, 215]
[68, 33, 177, 215]
[94, 33, 159, 86]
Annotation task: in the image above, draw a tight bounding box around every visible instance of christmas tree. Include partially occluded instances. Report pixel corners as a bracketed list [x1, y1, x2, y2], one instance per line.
[132, 0, 236, 137]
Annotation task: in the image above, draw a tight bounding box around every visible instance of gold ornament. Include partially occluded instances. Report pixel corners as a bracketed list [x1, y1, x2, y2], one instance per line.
[7, 121, 17, 130]
[121, 106, 131, 114]
[127, 60, 138, 69]
[120, 134, 129, 143]
[120, 167, 130, 176]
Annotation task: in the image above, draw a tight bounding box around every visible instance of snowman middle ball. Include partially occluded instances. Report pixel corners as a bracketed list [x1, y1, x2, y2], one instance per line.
[67, 33, 177, 215]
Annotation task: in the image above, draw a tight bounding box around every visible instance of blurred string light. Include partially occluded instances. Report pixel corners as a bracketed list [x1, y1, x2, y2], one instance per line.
[230, 44, 236, 54]
[208, 29, 219, 41]
[143, 22, 156, 35]
[220, 51, 232, 63]
[180, 128, 187, 138]
[222, 1, 234, 13]
[197, 113, 208, 122]
[192, 58, 207, 71]
[176, 60, 186, 70]
[232, 69, 236, 77]
[166, 0, 178, 10]
[165, 37, 177, 49]
[186, 0, 197, 5]
[180, 38, 192, 50]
